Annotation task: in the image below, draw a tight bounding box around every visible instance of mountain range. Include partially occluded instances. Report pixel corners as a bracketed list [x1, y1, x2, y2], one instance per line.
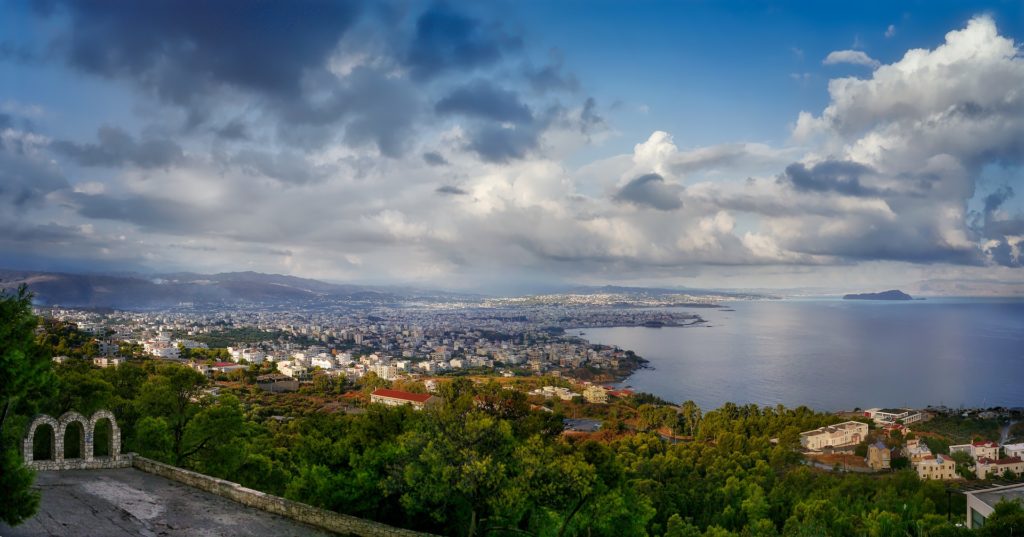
[0, 269, 473, 309]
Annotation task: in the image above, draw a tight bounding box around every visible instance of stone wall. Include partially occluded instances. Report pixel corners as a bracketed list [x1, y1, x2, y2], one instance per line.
[29, 454, 133, 471]
[132, 456, 434, 537]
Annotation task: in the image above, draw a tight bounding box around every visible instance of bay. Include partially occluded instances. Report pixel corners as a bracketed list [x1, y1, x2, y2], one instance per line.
[577, 298, 1024, 411]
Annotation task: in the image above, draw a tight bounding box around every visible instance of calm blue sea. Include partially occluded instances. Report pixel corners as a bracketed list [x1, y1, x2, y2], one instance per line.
[578, 298, 1024, 411]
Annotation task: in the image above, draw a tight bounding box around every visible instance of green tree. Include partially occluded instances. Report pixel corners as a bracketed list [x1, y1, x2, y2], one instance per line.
[976, 500, 1024, 536]
[134, 416, 173, 461]
[135, 364, 208, 465]
[400, 409, 520, 536]
[949, 451, 974, 479]
[0, 286, 53, 526]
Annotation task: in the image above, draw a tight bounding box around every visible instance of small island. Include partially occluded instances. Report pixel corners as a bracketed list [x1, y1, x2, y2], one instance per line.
[842, 289, 914, 301]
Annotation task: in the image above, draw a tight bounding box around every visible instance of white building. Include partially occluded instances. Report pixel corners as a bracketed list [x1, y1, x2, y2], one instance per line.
[241, 349, 265, 365]
[950, 440, 1001, 461]
[1003, 443, 1024, 459]
[311, 355, 336, 370]
[904, 438, 933, 462]
[147, 344, 180, 360]
[278, 361, 309, 380]
[864, 408, 923, 426]
[799, 421, 869, 452]
[92, 356, 125, 368]
[369, 364, 398, 381]
[966, 483, 1024, 529]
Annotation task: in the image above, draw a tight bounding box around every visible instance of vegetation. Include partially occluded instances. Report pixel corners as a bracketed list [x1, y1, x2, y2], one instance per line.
[914, 416, 1001, 444]
[4, 305, 1022, 534]
[0, 286, 54, 526]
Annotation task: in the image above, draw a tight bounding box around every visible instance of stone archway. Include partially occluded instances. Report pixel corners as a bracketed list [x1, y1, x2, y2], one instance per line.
[88, 409, 122, 459]
[23, 414, 59, 466]
[57, 411, 90, 461]
[24, 410, 128, 470]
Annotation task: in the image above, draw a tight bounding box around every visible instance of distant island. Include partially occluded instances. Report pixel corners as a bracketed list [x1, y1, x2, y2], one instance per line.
[842, 289, 914, 301]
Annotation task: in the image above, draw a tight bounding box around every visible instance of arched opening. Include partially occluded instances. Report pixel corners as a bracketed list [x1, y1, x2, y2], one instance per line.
[63, 421, 86, 459]
[32, 424, 55, 461]
[93, 417, 114, 457]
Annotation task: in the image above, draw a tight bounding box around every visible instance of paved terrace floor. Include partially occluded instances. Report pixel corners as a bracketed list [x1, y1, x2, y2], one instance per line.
[0, 468, 335, 537]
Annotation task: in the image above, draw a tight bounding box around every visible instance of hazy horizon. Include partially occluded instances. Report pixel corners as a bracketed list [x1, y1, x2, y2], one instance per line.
[3, 1, 1022, 294]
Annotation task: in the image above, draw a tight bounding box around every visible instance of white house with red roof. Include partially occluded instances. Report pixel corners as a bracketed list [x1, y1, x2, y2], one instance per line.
[370, 388, 441, 410]
[950, 440, 1001, 461]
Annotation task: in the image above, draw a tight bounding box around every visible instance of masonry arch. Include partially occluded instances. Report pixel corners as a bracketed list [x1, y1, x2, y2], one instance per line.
[23, 414, 59, 464]
[58, 411, 91, 461]
[89, 409, 121, 458]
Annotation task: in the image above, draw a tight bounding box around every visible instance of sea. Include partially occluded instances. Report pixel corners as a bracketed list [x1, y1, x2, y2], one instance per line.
[576, 298, 1024, 412]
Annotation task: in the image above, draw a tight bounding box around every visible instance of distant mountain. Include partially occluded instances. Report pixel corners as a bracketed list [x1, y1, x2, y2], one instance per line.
[561, 284, 769, 299]
[843, 289, 914, 301]
[0, 269, 471, 310]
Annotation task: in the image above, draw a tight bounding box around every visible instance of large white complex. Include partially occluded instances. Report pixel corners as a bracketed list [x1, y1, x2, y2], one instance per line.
[799, 421, 869, 451]
[864, 408, 923, 425]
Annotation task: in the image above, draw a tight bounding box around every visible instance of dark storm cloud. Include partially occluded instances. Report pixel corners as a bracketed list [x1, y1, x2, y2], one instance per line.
[405, 3, 521, 81]
[423, 151, 448, 166]
[435, 185, 468, 195]
[275, 68, 421, 156]
[613, 173, 683, 211]
[48, 0, 362, 106]
[983, 185, 1014, 214]
[68, 192, 210, 234]
[214, 120, 250, 141]
[974, 186, 1024, 266]
[0, 133, 69, 209]
[435, 80, 532, 124]
[0, 222, 82, 243]
[231, 150, 334, 185]
[52, 126, 183, 168]
[783, 220, 984, 266]
[781, 160, 880, 196]
[467, 124, 541, 163]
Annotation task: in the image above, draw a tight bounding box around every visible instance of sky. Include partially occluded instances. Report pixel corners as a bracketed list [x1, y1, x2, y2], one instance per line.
[1, 0, 1023, 294]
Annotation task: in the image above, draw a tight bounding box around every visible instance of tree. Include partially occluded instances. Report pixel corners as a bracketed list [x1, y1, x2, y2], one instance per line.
[0, 285, 53, 526]
[976, 500, 1024, 537]
[135, 364, 208, 465]
[679, 400, 702, 437]
[949, 451, 974, 479]
[399, 409, 521, 536]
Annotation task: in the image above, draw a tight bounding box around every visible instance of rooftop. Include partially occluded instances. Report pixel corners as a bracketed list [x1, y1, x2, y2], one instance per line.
[0, 468, 332, 537]
[969, 483, 1024, 510]
[371, 388, 434, 403]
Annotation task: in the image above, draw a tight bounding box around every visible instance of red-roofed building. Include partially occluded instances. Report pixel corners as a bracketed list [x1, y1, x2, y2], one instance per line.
[370, 388, 441, 410]
[976, 456, 1024, 479]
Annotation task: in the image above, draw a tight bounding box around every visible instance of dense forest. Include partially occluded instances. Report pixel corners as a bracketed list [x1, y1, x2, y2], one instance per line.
[2, 290, 1023, 535]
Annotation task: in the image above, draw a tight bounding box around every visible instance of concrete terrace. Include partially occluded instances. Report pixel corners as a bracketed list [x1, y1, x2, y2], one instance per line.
[1, 468, 334, 537]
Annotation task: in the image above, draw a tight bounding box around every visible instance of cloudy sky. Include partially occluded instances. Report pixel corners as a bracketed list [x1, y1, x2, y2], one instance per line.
[2, 1, 1023, 294]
